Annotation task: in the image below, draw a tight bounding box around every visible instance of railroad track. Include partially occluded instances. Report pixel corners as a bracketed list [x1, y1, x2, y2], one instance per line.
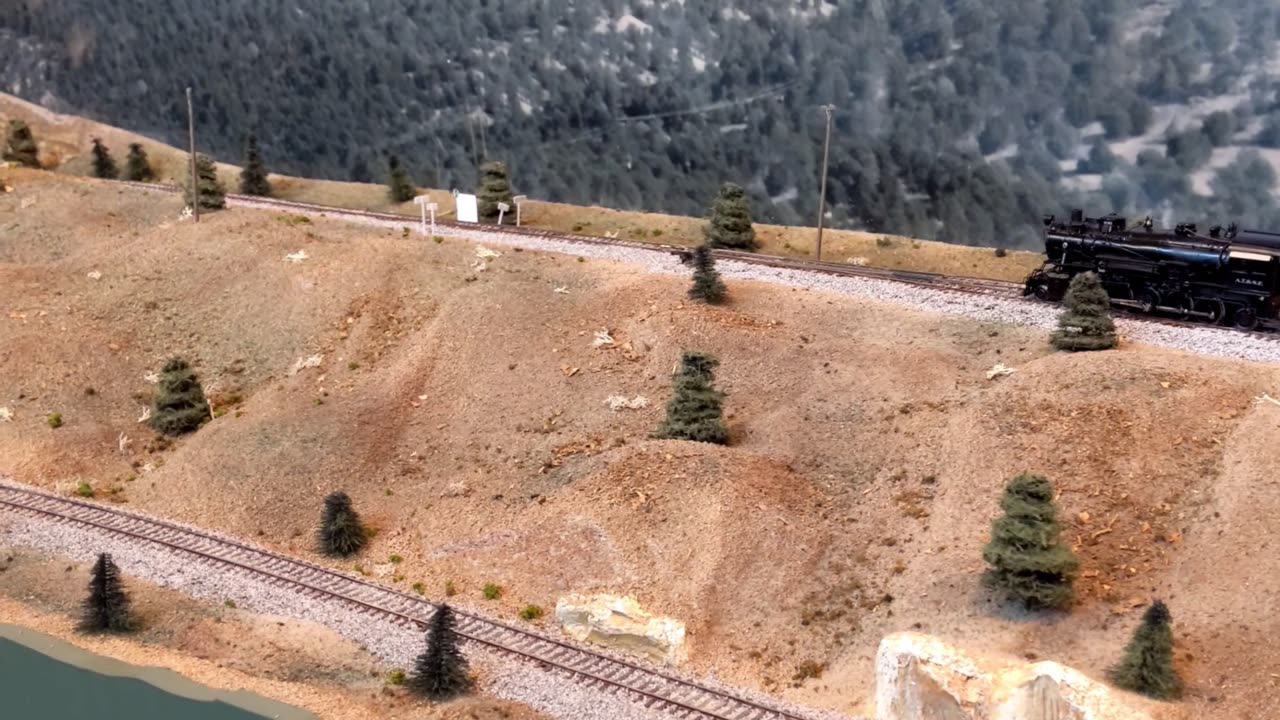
[118, 178, 1280, 339]
[0, 481, 832, 720]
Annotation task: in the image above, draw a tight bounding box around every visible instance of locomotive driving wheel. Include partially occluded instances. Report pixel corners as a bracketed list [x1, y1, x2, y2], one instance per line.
[1138, 289, 1160, 314]
[1234, 306, 1259, 330]
[1032, 283, 1052, 301]
[1195, 298, 1227, 325]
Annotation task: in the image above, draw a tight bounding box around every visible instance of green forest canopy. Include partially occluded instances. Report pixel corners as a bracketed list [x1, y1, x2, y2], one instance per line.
[2, 0, 1279, 247]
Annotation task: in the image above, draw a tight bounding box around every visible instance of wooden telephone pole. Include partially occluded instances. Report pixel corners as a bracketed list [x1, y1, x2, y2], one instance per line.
[186, 87, 199, 223]
[815, 105, 834, 261]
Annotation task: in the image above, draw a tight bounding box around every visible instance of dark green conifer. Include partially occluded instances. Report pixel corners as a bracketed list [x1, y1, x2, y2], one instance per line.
[1051, 272, 1117, 351]
[3, 119, 39, 168]
[407, 604, 472, 700]
[476, 161, 514, 223]
[1108, 601, 1183, 700]
[125, 143, 154, 182]
[90, 138, 119, 179]
[148, 357, 211, 436]
[239, 133, 272, 196]
[703, 182, 757, 250]
[317, 491, 367, 557]
[183, 153, 226, 210]
[982, 473, 1079, 609]
[655, 352, 729, 445]
[688, 244, 727, 304]
[387, 155, 415, 203]
[79, 553, 136, 633]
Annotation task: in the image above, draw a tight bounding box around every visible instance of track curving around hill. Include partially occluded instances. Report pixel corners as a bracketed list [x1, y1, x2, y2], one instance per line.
[0, 480, 838, 720]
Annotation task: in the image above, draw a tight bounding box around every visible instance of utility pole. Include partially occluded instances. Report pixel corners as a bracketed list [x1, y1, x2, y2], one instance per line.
[186, 86, 200, 223]
[815, 104, 834, 261]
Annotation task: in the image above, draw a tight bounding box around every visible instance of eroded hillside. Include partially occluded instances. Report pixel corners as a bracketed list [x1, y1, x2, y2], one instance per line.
[1, 169, 1277, 718]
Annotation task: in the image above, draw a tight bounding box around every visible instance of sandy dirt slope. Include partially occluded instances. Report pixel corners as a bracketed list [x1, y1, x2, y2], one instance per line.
[1, 169, 1278, 718]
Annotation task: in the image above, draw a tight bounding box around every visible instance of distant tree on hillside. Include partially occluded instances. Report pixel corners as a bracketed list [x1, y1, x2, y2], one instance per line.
[982, 472, 1078, 609]
[79, 553, 136, 633]
[703, 183, 757, 250]
[148, 357, 211, 435]
[3, 119, 39, 168]
[90, 138, 118, 179]
[477, 160, 514, 223]
[124, 143, 154, 182]
[1051, 272, 1117, 351]
[1082, 140, 1115, 175]
[655, 351, 728, 444]
[387, 155, 415, 203]
[1202, 111, 1234, 147]
[317, 491, 367, 557]
[407, 604, 472, 700]
[239, 133, 271, 196]
[1108, 600, 1183, 700]
[183, 153, 226, 210]
[688, 244, 726, 304]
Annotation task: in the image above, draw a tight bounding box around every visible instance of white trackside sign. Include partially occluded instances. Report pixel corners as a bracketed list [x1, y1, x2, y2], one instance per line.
[456, 193, 478, 223]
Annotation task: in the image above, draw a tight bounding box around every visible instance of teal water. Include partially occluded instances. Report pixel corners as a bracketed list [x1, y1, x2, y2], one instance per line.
[0, 624, 316, 720]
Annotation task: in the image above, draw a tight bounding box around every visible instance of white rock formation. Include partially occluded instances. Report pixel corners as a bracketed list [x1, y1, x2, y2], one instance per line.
[555, 594, 687, 666]
[875, 633, 1159, 720]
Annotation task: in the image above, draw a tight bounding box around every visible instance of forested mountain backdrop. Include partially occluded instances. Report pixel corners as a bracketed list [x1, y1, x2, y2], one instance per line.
[3, 0, 1279, 247]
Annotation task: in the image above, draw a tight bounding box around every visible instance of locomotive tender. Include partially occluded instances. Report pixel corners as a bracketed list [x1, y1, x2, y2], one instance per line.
[1023, 209, 1280, 330]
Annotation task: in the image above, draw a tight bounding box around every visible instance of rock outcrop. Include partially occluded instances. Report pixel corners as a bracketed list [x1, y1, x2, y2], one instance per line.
[875, 633, 1166, 720]
[554, 593, 687, 666]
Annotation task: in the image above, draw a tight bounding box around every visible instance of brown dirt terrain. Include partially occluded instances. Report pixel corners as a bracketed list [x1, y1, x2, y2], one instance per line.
[2, 169, 1279, 719]
[0, 547, 547, 720]
[0, 91, 1044, 282]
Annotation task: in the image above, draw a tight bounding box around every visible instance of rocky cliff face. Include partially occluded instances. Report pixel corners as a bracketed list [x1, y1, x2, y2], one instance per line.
[874, 633, 1176, 720]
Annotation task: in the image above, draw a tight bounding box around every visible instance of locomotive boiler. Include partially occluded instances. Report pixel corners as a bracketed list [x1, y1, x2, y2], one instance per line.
[1023, 209, 1280, 330]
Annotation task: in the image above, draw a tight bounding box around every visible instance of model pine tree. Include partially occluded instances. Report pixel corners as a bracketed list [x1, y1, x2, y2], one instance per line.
[1051, 272, 1117, 351]
[239, 133, 272, 196]
[387, 155, 415, 203]
[317, 491, 368, 557]
[148, 357, 212, 435]
[1108, 600, 1183, 700]
[688, 244, 727, 304]
[477, 161, 514, 223]
[703, 182, 757, 250]
[79, 553, 136, 633]
[655, 351, 729, 445]
[90, 138, 119, 179]
[407, 604, 472, 700]
[3, 119, 39, 168]
[982, 473, 1079, 609]
[183, 153, 226, 209]
[125, 143, 154, 182]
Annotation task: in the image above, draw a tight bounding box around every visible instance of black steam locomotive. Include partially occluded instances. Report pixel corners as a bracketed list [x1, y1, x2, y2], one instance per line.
[1023, 209, 1280, 330]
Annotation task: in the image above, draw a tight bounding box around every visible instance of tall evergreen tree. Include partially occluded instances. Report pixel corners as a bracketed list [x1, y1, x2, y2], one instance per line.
[148, 357, 212, 435]
[407, 604, 472, 700]
[124, 143, 154, 182]
[1108, 600, 1183, 700]
[476, 160, 514, 223]
[183, 153, 226, 210]
[688, 244, 727, 304]
[982, 473, 1079, 609]
[655, 351, 729, 445]
[387, 155, 415, 203]
[703, 183, 757, 250]
[3, 119, 39, 168]
[90, 138, 118, 179]
[317, 491, 368, 557]
[79, 553, 135, 633]
[239, 133, 271, 196]
[1050, 272, 1117, 351]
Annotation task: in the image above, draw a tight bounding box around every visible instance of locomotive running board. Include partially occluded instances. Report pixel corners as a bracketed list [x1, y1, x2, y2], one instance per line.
[1110, 298, 1215, 320]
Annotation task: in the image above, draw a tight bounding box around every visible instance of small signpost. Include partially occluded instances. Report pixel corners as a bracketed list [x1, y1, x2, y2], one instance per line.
[513, 195, 527, 227]
[413, 196, 438, 237]
[497, 201, 510, 226]
[456, 193, 479, 224]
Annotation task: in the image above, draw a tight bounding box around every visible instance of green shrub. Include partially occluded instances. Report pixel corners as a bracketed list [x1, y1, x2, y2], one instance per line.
[1107, 600, 1182, 700]
[518, 605, 543, 620]
[1051, 272, 1117, 352]
[994, 247, 1008, 258]
[444, 580, 457, 597]
[654, 352, 728, 444]
[876, 236, 894, 248]
[482, 583, 501, 600]
[76, 482, 94, 498]
[703, 182, 757, 250]
[388, 669, 406, 685]
[47, 413, 64, 429]
[317, 491, 368, 557]
[148, 357, 212, 435]
[688, 244, 727, 305]
[412, 582, 426, 595]
[183, 153, 226, 210]
[389, 554, 403, 564]
[982, 473, 1078, 609]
